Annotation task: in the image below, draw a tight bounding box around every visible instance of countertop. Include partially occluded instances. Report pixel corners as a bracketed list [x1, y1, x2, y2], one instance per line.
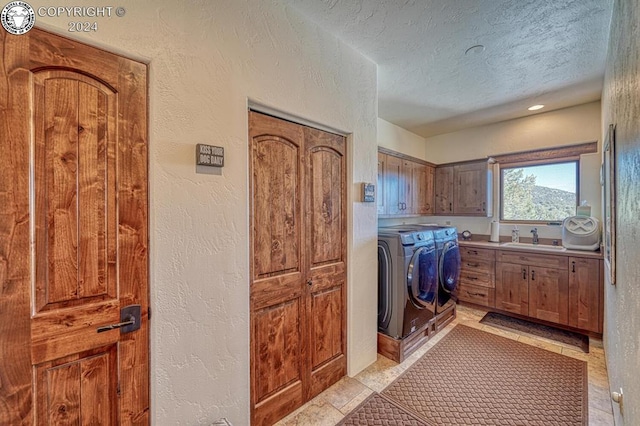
[459, 239, 604, 259]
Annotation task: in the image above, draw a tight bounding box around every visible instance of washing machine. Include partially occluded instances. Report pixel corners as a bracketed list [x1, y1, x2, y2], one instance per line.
[421, 226, 461, 329]
[378, 227, 438, 339]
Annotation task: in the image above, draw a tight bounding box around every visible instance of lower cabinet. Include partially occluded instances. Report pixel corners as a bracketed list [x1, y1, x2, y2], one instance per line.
[458, 247, 496, 307]
[568, 257, 602, 333]
[495, 251, 569, 326]
[460, 246, 603, 334]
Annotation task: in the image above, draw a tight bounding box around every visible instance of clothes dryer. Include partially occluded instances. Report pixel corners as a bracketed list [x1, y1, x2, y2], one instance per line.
[378, 228, 438, 339]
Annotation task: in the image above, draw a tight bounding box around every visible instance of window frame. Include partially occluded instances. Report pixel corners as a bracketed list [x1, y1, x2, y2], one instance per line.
[499, 157, 581, 224]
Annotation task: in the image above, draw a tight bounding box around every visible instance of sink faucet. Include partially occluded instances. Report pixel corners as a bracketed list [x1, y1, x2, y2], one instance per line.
[531, 228, 539, 245]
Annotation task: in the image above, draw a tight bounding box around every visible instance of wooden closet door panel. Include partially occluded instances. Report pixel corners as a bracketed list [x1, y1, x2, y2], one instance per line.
[304, 127, 346, 400]
[249, 112, 306, 426]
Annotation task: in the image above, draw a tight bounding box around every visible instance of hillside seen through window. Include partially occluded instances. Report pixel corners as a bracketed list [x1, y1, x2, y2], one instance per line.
[501, 161, 578, 222]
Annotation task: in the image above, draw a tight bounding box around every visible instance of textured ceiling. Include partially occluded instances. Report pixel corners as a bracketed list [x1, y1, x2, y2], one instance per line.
[283, 0, 613, 137]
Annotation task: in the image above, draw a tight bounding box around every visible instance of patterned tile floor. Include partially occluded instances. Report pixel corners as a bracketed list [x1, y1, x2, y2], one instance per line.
[276, 305, 614, 425]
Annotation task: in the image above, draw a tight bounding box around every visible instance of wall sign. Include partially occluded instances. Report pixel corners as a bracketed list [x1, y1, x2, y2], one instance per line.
[196, 144, 224, 167]
[362, 183, 375, 202]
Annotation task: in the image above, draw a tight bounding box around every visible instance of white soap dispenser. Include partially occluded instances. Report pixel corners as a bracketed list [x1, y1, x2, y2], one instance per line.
[512, 226, 520, 243]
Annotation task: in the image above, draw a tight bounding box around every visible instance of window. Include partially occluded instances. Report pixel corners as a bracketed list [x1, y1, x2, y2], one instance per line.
[500, 160, 578, 222]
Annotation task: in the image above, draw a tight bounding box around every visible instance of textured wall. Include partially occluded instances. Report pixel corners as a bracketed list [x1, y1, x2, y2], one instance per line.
[29, 0, 378, 424]
[378, 118, 429, 160]
[601, 0, 640, 423]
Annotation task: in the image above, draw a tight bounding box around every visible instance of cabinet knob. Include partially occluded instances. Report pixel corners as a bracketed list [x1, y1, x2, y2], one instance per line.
[571, 261, 576, 273]
[522, 269, 527, 280]
[531, 270, 535, 281]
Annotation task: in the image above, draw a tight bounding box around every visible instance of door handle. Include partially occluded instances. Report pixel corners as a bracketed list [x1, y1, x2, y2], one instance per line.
[522, 269, 527, 280]
[572, 261, 576, 273]
[97, 305, 141, 334]
[307, 279, 313, 286]
[531, 270, 535, 281]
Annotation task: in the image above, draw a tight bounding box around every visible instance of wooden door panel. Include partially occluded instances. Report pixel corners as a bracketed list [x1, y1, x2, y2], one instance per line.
[33, 71, 118, 312]
[377, 153, 386, 215]
[35, 345, 118, 425]
[0, 29, 149, 425]
[495, 262, 528, 315]
[385, 155, 403, 215]
[455, 163, 486, 214]
[310, 285, 343, 368]
[529, 267, 568, 325]
[308, 147, 343, 266]
[252, 137, 300, 278]
[434, 166, 454, 214]
[253, 300, 303, 403]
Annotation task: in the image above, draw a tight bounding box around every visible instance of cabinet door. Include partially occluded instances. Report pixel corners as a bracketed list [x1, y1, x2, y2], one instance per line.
[434, 166, 454, 214]
[528, 266, 569, 325]
[455, 162, 487, 215]
[377, 153, 387, 215]
[413, 164, 434, 215]
[385, 155, 403, 214]
[568, 257, 601, 332]
[402, 160, 414, 213]
[495, 262, 528, 315]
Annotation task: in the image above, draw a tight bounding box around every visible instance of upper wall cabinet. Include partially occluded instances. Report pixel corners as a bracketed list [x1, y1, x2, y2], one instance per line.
[434, 160, 493, 217]
[378, 148, 435, 217]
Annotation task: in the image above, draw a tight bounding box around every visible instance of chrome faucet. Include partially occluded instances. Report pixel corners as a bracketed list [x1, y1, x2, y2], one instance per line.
[531, 228, 539, 244]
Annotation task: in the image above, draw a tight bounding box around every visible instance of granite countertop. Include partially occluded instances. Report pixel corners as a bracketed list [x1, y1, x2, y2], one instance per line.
[458, 238, 603, 259]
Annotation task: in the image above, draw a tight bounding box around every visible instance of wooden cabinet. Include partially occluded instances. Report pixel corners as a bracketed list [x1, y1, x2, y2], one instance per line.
[568, 257, 602, 333]
[495, 251, 569, 325]
[434, 160, 492, 216]
[249, 112, 347, 425]
[377, 148, 435, 217]
[434, 166, 454, 214]
[458, 247, 496, 307]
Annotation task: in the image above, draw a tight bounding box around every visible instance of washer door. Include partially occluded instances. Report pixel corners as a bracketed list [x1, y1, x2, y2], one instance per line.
[439, 241, 461, 293]
[407, 245, 438, 309]
[377, 242, 392, 329]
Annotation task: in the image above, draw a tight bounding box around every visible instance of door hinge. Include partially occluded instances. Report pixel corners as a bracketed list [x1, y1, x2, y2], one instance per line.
[117, 382, 121, 397]
[148, 306, 151, 320]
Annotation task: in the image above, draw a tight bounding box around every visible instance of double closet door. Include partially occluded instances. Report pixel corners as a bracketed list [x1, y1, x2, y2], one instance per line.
[249, 112, 347, 425]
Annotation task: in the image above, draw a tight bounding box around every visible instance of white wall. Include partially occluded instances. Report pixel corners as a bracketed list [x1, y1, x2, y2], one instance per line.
[379, 102, 602, 241]
[30, 1, 378, 424]
[601, 0, 640, 423]
[378, 118, 430, 160]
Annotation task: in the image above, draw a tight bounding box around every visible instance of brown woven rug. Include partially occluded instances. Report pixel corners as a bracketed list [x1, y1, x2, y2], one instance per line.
[342, 325, 587, 425]
[479, 311, 590, 353]
[337, 393, 429, 425]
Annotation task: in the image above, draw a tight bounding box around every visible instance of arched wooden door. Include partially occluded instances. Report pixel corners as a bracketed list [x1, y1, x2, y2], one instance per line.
[0, 29, 149, 424]
[249, 112, 347, 425]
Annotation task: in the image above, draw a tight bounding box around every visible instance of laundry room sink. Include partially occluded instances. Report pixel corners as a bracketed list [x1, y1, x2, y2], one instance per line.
[500, 242, 567, 252]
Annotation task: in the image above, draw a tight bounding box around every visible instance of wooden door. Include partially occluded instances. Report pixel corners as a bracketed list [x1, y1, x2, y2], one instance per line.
[455, 162, 487, 215]
[304, 126, 347, 399]
[0, 29, 149, 425]
[568, 257, 601, 332]
[529, 266, 569, 325]
[249, 112, 346, 425]
[495, 262, 529, 315]
[434, 166, 454, 214]
[377, 153, 387, 215]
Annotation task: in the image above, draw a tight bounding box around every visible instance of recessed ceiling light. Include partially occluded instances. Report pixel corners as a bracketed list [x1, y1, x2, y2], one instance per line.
[528, 104, 545, 111]
[464, 44, 485, 56]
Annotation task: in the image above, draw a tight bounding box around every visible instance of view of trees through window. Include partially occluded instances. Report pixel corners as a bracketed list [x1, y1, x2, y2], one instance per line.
[501, 161, 578, 221]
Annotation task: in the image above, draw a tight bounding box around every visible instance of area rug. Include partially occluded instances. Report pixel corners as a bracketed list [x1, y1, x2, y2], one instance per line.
[378, 325, 587, 425]
[479, 311, 590, 353]
[337, 393, 429, 426]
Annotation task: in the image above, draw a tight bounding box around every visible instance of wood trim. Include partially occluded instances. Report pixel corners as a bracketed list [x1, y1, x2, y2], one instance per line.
[490, 141, 597, 164]
[378, 146, 437, 167]
[435, 158, 494, 168]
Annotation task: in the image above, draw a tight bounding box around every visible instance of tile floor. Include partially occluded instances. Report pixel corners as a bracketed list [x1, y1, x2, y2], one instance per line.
[276, 305, 614, 425]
